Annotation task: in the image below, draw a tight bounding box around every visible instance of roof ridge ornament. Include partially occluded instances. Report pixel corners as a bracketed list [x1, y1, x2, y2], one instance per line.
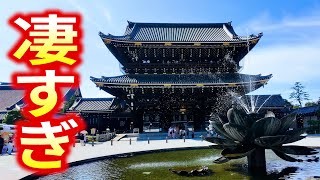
[223, 24, 235, 39]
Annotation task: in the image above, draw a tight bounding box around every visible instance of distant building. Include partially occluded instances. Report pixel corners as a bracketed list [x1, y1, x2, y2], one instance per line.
[242, 94, 290, 118]
[0, 83, 81, 123]
[67, 97, 132, 133]
[0, 83, 24, 122]
[292, 105, 320, 128]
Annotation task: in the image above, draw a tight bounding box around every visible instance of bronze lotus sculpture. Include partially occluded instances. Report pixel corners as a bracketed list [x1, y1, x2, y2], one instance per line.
[205, 107, 318, 175]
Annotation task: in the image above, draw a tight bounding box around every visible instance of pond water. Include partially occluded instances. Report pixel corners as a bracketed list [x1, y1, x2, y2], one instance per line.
[38, 148, 320, 180]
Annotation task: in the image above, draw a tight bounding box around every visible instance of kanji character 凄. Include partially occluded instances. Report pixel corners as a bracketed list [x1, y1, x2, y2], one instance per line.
[13, 13, 79, 65]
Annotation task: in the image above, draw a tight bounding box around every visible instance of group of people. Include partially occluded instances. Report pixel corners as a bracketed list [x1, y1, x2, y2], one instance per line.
[168, 125, 192, 139]
[0, 134, 15, 156]
[79, 133, 87, 146]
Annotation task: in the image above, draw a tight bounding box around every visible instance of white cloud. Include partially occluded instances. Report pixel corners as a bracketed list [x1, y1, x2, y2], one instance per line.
[241, 41, 320, 83]
[239, 10, 320, 101]
[238, 11, 320, 33]
[66, 0, 103, 30]
[93, 2, 112, 25]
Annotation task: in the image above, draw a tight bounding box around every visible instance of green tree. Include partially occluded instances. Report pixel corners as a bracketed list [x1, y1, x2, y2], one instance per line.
[3, 110, 23, 125]
[292, 105, 301, 109]
[61, 95, 76, 113]
[305, 101, 317, 107]
[307, 119, 320, 134]
[289, 82, 310, 107]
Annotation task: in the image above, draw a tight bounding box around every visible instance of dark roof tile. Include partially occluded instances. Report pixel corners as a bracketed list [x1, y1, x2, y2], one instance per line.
[70, 98, 114, 111]
[242, 95, 286, 108]
[100, 22, 262, 42]
[292, 105, 320, 115]
[0, 84, 81, 112]
[0, 86, 24, 111]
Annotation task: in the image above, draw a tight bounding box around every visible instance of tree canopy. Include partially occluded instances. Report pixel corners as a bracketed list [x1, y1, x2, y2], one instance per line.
[3, 110, 23, 125]
[305, 101, 317, 107]
[289, 82, 310, 107]
[61, 95, 76, 113]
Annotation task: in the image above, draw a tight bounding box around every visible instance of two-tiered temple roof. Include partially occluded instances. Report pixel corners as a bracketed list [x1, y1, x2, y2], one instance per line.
[93, 21, 269, 98]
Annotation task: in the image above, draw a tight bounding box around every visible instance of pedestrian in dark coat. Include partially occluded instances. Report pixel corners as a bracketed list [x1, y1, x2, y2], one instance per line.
[0, 135, 4, 155]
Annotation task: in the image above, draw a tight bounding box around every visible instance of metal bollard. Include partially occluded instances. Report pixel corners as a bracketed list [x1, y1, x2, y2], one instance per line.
[111, 139, 113, 146]
[73, 142, 75, 147]
[148, 137, 150, 144]
[184, 136, 185, 142]
[166, 136, 168, 143]
[130, 138, 132, 145]
[92, 140, 94, 147]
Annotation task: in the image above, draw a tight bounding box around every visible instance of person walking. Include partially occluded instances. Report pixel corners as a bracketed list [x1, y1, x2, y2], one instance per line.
[80, 134, 84, 146]
[7, 139, 13, 155]
[0, 135, 4, 156]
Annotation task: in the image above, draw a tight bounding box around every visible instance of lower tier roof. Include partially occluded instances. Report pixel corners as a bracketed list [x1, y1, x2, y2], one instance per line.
[90, 73, 272, 86]
[69, 98, 114, 112]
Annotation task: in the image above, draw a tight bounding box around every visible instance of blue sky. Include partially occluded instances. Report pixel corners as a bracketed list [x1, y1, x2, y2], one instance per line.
[0, 0, 320, 105]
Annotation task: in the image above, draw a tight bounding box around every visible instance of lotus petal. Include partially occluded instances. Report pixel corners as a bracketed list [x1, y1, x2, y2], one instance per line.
[278, 128, 306, 144]
[213, 156, 229, 164]
[282, 135, 306, 144]
[205, 137, 237, 146]
[210, 114, 225, 124]
[272, 149, 299, 162]
[284, 128, 306, 136]
[221, 146, 255, 159]
[227, 108, 251, 127]
[254, 135, 288, 147]
[273, 146, 318, 155]
[227, 108, 233, 123]
[251, 117, 281, 138]
[223, 123, 249, 142]
[278, 113, 297, 133]
[211, 121, 235, 140]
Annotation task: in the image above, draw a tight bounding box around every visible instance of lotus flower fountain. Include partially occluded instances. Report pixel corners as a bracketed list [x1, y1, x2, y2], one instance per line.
[205, 107, 318, 175]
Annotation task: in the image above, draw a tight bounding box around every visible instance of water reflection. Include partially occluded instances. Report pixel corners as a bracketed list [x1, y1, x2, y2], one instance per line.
[38, 160, 123, 180]
[129, 155, 219, 169]
[38, 149, 320, 180]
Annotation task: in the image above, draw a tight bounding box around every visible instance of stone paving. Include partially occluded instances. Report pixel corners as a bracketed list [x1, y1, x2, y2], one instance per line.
[1, 135, 320, 180]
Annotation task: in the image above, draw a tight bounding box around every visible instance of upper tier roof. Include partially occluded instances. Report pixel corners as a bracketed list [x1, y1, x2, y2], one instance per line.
[100, 21, 262, 42]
